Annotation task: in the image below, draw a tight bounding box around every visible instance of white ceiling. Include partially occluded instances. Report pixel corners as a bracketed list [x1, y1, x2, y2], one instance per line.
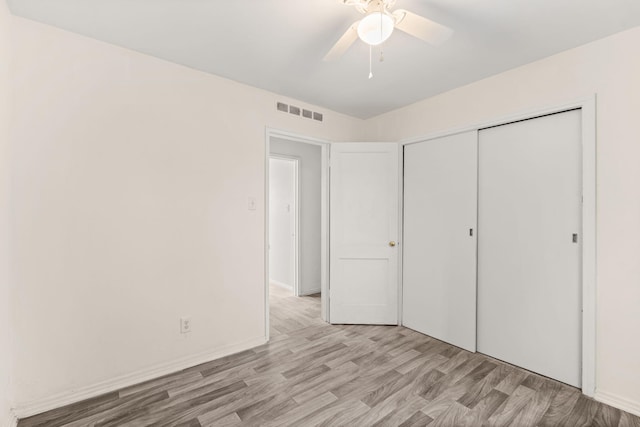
[8, 0, 640, 118]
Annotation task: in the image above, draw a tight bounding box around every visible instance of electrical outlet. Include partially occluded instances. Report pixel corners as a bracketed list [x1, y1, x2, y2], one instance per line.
[180, 317, 192, 334]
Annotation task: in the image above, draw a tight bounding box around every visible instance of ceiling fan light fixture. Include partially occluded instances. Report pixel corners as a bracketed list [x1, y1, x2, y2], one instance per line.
[357, 12, 394, 46]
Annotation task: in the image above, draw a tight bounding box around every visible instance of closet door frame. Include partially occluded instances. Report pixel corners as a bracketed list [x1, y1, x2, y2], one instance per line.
[399, 95, 596, 397]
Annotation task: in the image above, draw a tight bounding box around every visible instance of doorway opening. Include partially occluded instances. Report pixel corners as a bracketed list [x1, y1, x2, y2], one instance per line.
[265, 130, 330, 339]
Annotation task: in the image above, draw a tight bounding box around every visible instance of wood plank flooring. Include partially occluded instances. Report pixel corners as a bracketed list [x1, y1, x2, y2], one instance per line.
[19, 285, 640, 426]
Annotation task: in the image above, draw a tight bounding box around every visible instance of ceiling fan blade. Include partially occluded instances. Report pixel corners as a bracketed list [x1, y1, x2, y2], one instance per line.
[393, 9, 453, 46]
[323, 21, 360, 61]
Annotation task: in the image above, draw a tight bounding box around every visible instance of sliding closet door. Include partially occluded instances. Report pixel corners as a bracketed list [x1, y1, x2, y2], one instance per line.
[403, 131, 478, 352]
[477, 110, 582, 387]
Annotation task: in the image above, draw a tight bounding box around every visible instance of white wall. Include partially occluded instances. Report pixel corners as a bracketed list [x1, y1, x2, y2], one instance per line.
[268, 157, 296, 289]
[9, 15, 364, 411]
[367, 26, 640, 413]
[270, 139, 322, 295]
[0, 1, 14, 426]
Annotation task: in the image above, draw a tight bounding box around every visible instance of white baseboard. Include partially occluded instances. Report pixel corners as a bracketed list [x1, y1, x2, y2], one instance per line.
[270, 280, 293, 290]
[299, 287, 321, 296]
[595, 390, 640, 417]
[3, 411, 17, 427]
[13, 336, 266, 419]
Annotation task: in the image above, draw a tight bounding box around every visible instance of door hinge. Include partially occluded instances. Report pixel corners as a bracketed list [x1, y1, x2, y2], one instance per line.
[572, 233, 579, 243]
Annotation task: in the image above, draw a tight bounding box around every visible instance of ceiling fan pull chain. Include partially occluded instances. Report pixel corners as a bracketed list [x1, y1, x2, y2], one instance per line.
[369, 44, 373, 79]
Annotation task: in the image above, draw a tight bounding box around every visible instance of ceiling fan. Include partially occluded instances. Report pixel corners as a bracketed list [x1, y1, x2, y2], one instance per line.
[324, 0, 453, 62]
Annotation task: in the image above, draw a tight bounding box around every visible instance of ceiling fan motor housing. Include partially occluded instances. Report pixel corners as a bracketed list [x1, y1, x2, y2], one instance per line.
[342, 0, 397, 14]
[325, 0, 453, 62]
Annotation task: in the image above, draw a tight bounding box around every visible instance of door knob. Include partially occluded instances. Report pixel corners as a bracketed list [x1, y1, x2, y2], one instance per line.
[389, 241, 396, 247]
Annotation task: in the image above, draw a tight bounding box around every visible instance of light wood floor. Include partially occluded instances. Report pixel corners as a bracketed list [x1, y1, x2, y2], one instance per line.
[20, 284, 640, 426]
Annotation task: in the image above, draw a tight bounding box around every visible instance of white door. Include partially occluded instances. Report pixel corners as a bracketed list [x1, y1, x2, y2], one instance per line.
[477, 110, 582, 387]
[269, 157, 298, 291]
[403, 131, 478, 352]
[330, 143, 399, 324]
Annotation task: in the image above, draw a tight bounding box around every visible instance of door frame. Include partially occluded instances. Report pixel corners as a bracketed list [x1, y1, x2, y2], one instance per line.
[268, 154, 300, 296]
[399, 95, 597, 397]
[265, 128, 331, 340]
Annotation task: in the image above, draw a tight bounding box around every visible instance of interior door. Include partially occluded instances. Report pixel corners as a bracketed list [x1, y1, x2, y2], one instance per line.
[329, 143, 399, 324]
[477, 109, 582, 387]
[402, 131, 478, 352]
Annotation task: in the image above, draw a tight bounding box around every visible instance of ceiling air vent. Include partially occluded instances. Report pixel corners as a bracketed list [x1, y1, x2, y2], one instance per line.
[289, 105, 301, 116]
[276, 102, 323, 123]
